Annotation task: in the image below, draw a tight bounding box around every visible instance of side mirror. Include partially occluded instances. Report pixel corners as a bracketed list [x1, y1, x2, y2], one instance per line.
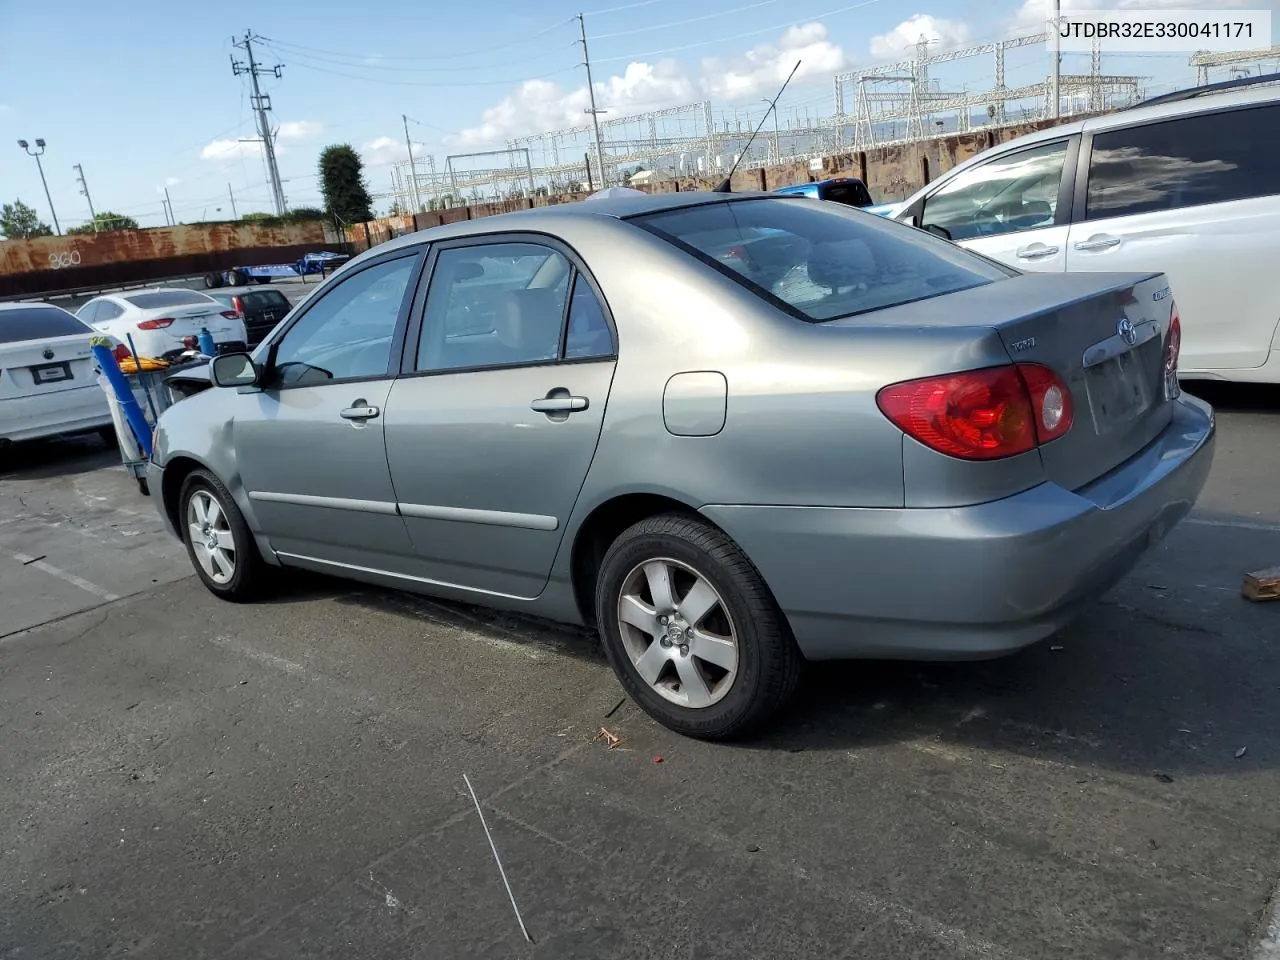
[210, 352, 260, 388]
[922, 223, 953, 242]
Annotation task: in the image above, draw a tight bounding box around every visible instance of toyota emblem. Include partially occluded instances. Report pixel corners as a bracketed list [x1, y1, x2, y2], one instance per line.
[42, 347, 55, 360]
[1117, 318, 1138, 346]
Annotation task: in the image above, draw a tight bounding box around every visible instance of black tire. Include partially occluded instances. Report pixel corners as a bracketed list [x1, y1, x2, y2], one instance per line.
[594, 513, 801, 740]
[230, 269, 249, 286]
[178, 468, 269, 602]
[203, 272, 223, 289]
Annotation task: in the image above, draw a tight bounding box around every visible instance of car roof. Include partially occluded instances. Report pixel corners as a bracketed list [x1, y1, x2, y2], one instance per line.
[0, 300, 75, 314]
[344, 190, 791, 267]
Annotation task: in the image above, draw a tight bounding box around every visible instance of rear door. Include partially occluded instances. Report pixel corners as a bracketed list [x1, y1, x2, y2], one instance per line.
[1067, 102, 1280, 372]
[914, 137, 1079, 272]
[384, 236, 617, 600]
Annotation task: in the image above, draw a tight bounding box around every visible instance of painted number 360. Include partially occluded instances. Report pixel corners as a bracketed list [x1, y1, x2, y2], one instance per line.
[49, 250, 82, 269]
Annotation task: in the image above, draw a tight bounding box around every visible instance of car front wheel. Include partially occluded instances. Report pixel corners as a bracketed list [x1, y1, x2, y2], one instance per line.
[179, 468, 266, 602]
[594, 513, 801, 740]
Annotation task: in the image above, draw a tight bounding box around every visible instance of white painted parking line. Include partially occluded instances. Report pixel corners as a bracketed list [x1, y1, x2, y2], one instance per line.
[1255, 892, 1280, 960]
[6, 551, 120, 602]
[1186, 517, 1280, 534]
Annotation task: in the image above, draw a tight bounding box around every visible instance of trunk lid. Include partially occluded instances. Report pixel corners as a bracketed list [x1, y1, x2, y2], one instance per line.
[0, 333, 100, 400]
[986, 272, 1176, 491]
[152, 305, 237, 338]
[833, 271, 1178, 492]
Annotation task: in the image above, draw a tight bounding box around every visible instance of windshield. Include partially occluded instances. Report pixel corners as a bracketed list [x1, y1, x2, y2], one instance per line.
[124, 290, 216, 309]
[0, 306, 93, 343]
[631, 197, 1012, 323]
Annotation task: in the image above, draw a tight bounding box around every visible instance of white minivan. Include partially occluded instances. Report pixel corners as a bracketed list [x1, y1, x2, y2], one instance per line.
[887, 74, 1280, 383]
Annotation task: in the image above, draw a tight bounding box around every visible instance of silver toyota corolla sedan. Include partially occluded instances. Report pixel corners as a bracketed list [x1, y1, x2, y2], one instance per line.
[147, 190, 1215, 740]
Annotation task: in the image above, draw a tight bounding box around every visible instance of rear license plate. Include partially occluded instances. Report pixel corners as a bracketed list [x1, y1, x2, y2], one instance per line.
[1085, 349, 1152, 434]
[31, 362, 72, 385]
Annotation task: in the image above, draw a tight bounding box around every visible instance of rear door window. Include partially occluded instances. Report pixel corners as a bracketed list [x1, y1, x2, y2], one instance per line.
[1084, 103, 1280, 220]
[242, 290, 291, 311]
[632, 198, 1011, 323]
[0, 306, 94, 343]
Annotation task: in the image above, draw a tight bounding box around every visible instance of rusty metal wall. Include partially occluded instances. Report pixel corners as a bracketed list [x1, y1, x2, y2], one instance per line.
[0, 221, 340, 298]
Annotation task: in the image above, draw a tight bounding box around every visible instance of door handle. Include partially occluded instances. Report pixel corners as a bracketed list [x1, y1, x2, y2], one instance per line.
[530, 396, 588, 413]
[1073, 235, 1121, 252]
[340, 401, 380, 421]
[1016, 245, 1059, 260]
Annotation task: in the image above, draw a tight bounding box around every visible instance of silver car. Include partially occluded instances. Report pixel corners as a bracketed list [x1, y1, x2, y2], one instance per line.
[147, 191, 1215, 739]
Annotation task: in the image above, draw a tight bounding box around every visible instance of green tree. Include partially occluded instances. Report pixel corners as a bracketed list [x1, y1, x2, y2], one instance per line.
[240, 211, 276, 223]
[66, 211, 139, 235]
[318, 145, 374, 224]
[1, 199, 54, 239]
[287, 207, 325, 222]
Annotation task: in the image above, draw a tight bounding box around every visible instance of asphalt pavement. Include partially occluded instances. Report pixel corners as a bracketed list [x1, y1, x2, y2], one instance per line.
[2, 382, 1279, 960]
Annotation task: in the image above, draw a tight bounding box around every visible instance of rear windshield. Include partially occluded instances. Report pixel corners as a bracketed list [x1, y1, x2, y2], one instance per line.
[124, 290, 215, 309]
[632, 198, 1011, 322]
[821, 182, 873, 207]
[0, 305, 93, 343]
[241, 290, 290, 310]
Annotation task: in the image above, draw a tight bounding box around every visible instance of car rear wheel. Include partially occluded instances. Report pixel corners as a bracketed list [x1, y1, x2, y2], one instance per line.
[594, 513, 801, 740]
[180, 468, 267, 602]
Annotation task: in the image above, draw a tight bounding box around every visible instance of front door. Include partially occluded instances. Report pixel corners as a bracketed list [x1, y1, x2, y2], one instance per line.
[231, 251, 423, 569]
[384, 238, 617, 600]
[917, 137, 1076, 273]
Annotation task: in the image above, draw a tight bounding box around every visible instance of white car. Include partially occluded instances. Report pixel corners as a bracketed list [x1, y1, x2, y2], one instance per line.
[0, 301, 114, 447]
[78, 288, 248, 362]
[886, 73, 1280, 383]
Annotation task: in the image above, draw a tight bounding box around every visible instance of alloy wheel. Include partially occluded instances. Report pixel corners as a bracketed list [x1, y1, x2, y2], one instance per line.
[616, 557, 740, 709]
[187, 489, 236, 585]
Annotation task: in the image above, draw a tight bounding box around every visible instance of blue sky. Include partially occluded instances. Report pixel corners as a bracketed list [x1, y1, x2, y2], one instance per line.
[1, 0, 1273, 229]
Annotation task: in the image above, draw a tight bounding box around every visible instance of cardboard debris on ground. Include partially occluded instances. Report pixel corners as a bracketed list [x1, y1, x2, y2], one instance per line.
[593, 727, 623, 749]
[1242, 566, 1280, 603]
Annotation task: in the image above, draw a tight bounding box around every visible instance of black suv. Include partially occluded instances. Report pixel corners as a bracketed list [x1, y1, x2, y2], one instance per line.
[205, 287, 293, 347]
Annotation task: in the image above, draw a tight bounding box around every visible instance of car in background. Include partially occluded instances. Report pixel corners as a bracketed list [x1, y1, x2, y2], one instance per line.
[77, 288, 249, 362]
[205, 286, 294, 347]
[773, 176, 874, 209]
[885, 72, 1280, 383]
[0, 302, 114, 448]
[148, 191, 1213, 740]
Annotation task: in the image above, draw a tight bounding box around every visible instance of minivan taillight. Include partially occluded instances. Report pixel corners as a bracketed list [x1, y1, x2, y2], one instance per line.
[876, 363, 1073, 461]
[221, 310, 242, 320]
[137, 317, 174, 330]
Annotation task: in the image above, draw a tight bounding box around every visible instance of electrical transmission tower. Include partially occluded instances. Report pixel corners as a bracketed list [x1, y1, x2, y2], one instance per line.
[231, 30, 288, 216]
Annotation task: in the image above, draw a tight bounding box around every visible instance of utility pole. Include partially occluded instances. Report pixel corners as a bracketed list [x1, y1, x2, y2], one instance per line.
[402, 114, 422, 213]
[73, 163, 98, 231]
[227, 182, 238, 220]
[231, 31, 288, 215]
[163, 186, 175, 225]
[1050, 0, 1062, 118]
[576, 14, 608, 189]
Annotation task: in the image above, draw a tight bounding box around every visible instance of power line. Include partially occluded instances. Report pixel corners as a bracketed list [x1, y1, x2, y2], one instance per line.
[277, 55, 576, 88]
[583, 0, 672, 15]
[258, 19, 574, 63]
[256, 41, 561, 74]
[595, 0, 888, 63]
[590, 0, 779, 40]
[231, 30, 288, 215]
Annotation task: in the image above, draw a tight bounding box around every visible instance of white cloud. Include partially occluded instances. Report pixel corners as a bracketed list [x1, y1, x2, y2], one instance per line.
[701, 22, 848, 100]
[360, 135, 429, 168]
[277, 120, 324, 140]
[870, 14, 973, 60]
[450, 59, 694, 148]
[165, 176, 181, 187]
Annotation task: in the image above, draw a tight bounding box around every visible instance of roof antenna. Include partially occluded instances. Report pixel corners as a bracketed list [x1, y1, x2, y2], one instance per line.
[712, 59, 802, 194]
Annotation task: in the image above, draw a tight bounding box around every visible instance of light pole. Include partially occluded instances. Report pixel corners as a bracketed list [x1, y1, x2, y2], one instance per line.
[760, 98, 781, 164]
[17, 139, 61, 235]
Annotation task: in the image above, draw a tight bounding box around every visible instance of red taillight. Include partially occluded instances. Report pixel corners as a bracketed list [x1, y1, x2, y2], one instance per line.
[1165, 303, 1181, 375]
[221, 310, 242, 320]
[876, 362, 1073, 461]
[137, 317, 174, 330]
[232, 296, 244, 313]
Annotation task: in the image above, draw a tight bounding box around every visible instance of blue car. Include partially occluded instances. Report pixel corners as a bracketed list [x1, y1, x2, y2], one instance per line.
[773, 177, 874, 209]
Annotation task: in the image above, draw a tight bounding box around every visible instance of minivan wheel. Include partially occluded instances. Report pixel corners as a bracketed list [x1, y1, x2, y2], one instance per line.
[179, 468, 267, 602]
[594, 513, 801, 740]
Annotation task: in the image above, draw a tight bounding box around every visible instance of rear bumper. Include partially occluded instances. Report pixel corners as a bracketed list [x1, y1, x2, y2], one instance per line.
[700, 394, 1216, 661]
[0, 385, 112, 444]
